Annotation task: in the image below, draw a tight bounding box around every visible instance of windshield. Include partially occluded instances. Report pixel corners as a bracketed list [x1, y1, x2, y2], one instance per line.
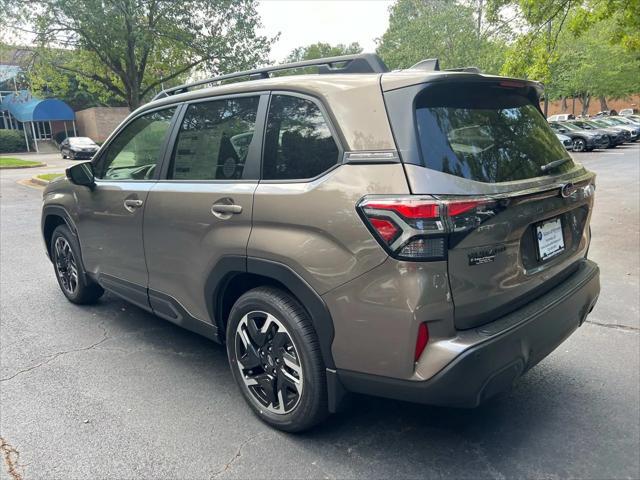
[415, 86, 573, 183]
[559, 123, 582, 131]
[614, 117, 636, 125]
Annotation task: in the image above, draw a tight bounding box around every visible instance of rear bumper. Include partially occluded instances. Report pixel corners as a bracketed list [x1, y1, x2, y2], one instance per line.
[335, 259, 600, 408]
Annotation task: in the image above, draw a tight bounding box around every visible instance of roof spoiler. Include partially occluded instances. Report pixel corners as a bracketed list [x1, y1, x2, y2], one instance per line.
[408, 58, 481, 73]
[152, 53, 389, 101]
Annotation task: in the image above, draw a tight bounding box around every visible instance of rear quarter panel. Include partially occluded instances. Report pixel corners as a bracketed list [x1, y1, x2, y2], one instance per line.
[248, 163, 409, 295]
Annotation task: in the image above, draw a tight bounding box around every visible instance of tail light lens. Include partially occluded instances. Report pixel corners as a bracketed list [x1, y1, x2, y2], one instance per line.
[358, 196, 497, 261]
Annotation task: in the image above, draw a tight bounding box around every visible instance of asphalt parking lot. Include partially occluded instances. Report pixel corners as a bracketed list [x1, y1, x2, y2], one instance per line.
[1, 145, 639, 479]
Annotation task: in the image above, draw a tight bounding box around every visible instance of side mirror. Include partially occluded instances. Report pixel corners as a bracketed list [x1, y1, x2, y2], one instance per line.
[66, 162, 95, 187]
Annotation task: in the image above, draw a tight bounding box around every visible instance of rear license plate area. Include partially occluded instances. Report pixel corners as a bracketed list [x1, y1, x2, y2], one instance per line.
[535, 217, 565, 261]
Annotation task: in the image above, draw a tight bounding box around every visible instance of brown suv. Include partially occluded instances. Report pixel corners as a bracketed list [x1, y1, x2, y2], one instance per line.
[42, 54, 600, 432]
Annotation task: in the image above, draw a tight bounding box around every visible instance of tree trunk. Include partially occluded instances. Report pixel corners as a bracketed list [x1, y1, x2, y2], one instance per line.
[578, 93, 590, 117]
[544, 96, 549, 117]
[561, 96, 568, 111]
[477, 0, 483, 39]
[127, 87, 141, 110]
[599, 96, 609, 111]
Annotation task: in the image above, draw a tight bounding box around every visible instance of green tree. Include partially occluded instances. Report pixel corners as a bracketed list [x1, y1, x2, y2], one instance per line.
[285, 42, 363, 63]
[27, 48, 126, 109]
[502, 16, 640, 116]
[8, 0, 277, 109]
[376, 0, 507, 73]
[487, 0, 639, 53]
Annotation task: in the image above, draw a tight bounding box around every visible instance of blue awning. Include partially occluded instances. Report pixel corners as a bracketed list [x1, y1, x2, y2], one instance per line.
[0, 90, 74, 122]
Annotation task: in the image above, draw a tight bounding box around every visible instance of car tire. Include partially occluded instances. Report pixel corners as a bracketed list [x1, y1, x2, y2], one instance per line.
[62, 150, 67, 159]
[573, 138, 587, 152]
[51, 225, 104, 304]
[69, 151, 76, 160]
[226, 286, 329, 432]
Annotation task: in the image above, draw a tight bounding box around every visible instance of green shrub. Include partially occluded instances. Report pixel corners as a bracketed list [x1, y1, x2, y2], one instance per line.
[0, 130, 29, 153]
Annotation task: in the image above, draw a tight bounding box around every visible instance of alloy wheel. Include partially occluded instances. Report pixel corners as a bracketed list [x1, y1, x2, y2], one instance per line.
[234, 311, 303, 414]
[54, 237, 79, 295]
[573, 138, 586, 152]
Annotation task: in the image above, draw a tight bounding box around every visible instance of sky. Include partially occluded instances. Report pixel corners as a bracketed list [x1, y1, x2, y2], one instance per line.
[257, 0, 395, 62]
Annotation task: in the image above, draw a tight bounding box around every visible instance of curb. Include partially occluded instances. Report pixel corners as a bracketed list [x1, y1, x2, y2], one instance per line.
[0, 162, 47, 169]
[30, 176, 51, 186]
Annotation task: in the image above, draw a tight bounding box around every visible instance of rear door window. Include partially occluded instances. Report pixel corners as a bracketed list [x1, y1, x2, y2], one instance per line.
[415, 85, 574, 183]
[262, 94, 339, 180]
[168, 96, 260, 180]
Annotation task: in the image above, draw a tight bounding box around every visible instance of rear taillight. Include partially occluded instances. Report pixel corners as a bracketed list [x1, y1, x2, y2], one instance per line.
[358, 196, 497, 261]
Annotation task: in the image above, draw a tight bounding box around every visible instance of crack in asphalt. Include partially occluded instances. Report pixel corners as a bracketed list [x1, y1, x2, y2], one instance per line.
[585, 320, 639, 332]
[0, 436, 23, 480]
[210, 432, 269, 478]
[0, 321, 110, 383]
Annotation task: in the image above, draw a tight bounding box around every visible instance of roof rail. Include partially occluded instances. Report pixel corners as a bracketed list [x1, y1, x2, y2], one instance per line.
[152, 53, 388, 101]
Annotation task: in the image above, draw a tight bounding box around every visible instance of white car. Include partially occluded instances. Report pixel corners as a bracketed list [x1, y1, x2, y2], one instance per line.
[547, 113, 575, 122]
[619, 108, 638, 116]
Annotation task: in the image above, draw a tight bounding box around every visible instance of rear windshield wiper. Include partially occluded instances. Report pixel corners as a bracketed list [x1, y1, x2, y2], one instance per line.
[540, 158, 571, 174]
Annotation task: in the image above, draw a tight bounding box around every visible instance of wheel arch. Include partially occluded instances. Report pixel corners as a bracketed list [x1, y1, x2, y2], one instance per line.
[42, 206, 77, 260]
[205, 256, 336, 369]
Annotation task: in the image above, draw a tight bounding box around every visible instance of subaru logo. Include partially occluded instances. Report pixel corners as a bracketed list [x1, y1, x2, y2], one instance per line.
[560, 183, 577, 198]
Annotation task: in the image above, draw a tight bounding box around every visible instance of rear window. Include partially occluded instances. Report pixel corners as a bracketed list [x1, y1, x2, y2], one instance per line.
[415, 85, 574, 183]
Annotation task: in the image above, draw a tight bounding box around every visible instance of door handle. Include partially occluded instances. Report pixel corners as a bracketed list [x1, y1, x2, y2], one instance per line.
[124, 198, 144, 212]
[211, 204, 242, 214]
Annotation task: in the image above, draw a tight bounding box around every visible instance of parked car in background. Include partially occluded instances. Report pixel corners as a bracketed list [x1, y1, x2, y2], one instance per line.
[586, 119, 632, 143]
[611, 116, 640, 127]
[555, 133, 573, 150]
[60, 137, 100, 160]
[597, 118, 639, 141]
[549, 122, 608, 151]
[569, 120, 625, 147]
[547, 113, 575, 121]
[593, 110, 617, 118]
[619, 108, 638, 116]
[625, 115, 640, 124]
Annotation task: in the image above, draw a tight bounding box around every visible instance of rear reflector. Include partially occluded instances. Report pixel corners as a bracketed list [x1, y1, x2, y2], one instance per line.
[415, 323, 429, 361]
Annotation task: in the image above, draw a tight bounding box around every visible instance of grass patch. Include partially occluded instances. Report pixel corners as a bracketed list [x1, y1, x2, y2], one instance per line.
[0, 157, 43, 168]
[36, 173, 64, 182]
